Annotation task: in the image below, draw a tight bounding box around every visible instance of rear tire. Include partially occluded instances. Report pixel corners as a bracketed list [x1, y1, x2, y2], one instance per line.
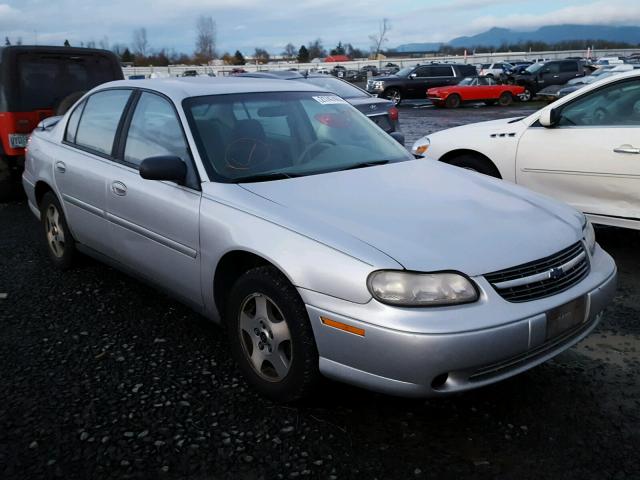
[40, 191, 76, 269]
[447, 154, 501, 178]
[498, 92, 513, 106]
[445, 94, 461, 109]
[226, 265, 320, 402]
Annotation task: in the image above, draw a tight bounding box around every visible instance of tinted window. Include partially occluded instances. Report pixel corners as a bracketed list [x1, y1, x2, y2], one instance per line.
[559, 79, 640, 127]
[75, 90, 131, 155]
[65, 100, 85, 143]
[414, 66, 431, 77]
[15, 53, 120, 111]
[124, 92, 188, 167]
[559, 62, 578, 73]
[431, 66, 453, 77]
[543, 63, 560, 74]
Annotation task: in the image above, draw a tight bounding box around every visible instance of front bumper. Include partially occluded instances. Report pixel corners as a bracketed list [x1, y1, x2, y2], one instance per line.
[300, 246, 617, 397]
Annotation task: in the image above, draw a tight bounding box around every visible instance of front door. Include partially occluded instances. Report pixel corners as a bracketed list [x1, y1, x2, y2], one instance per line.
[517, 77, 640, 226]
[105, 91, 203, 306]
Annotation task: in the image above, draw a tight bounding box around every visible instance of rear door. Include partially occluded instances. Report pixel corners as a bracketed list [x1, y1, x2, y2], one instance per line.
[55, 88, 133, 255]
[105, 90, 203, 306]
[516, 77, 640, 226]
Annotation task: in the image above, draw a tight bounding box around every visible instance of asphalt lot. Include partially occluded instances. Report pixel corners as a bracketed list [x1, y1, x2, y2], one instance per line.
[1, 104, 639, 480]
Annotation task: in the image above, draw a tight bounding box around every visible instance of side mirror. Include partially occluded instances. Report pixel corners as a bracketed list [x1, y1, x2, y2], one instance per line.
[409, 73, 417, 79]
[389, 131, 405, 146]
[139, 156, 187, 183]
[539, 108, 561, 128]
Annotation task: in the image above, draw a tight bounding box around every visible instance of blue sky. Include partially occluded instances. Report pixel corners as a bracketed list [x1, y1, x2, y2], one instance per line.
[0, 0, 638, 55]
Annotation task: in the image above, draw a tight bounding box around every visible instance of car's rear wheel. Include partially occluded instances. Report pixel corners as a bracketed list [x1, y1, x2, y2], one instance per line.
[447, 154, 501, 178]
[40, 191, 76, 269]
[445, 94, 461, 109]
[384, 88, 402, 106]
[226, 265, 320, 402]
[519, 88, 533, 102]
[498, 92, 513, 106]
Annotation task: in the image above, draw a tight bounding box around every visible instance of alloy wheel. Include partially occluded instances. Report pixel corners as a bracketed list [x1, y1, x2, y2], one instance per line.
[45, 204, 65, 258]
[238, 293, 293, 382]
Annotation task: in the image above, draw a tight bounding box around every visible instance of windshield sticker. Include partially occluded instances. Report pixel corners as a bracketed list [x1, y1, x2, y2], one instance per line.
[312, 95, 348, 105]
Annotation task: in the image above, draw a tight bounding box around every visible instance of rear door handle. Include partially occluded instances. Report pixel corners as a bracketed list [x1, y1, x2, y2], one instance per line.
[55, 161, 66, 173]
[613, 145, 640, 154]
[111, 181, 127, 196]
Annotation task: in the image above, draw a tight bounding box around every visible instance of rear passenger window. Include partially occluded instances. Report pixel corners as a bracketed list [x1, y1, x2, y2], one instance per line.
[75, 90, 131, 155]
[431, 66, 453, 77]
[65, 100, 85, 143]
[560, 62, 578, 73]
[124, 92, 189, 167]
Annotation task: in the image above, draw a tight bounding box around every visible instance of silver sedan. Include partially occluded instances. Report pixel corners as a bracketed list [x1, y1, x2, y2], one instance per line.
[23, 78, 617, 401]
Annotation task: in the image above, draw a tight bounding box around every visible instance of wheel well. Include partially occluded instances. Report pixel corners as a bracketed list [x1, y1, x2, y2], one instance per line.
[35, 181, 53, 207]
[213, 251, 274, 321]
[439, 150, 502, 179]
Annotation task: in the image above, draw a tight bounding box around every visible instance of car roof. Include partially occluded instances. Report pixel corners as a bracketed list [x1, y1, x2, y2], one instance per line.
[90, 77, 332, 102]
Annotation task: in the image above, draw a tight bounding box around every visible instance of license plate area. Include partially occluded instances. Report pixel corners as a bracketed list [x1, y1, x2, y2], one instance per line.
[546, 296, 587, 340]
[9, 134, 29, 149]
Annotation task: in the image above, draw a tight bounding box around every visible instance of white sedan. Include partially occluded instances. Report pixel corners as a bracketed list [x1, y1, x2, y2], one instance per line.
[412, 70, 640, 231]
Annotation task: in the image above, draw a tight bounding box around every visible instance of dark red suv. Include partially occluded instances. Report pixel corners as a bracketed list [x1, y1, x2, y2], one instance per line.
[0, 46, 123, 200]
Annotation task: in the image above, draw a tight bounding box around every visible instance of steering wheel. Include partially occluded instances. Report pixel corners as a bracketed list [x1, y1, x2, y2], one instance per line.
[297, 139, 336, 164]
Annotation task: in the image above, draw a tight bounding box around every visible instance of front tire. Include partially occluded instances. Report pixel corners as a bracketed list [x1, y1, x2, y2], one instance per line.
[40, 191, 76, 269]
[384, 88, 402, 106]
[226, 265, 320, 402]
[445, 94, 461, 109]
[519, 88, 533, 102]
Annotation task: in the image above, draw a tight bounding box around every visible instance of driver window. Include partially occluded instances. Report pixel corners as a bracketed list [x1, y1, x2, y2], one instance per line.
[124, 92, 189, 167]
[414, 67, 431, 78]
[558, 79, 640, 127]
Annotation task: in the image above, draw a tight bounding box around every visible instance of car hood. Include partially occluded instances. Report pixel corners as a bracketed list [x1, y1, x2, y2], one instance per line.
[239, 160, 584, 276]
[375, 75, 403, 82]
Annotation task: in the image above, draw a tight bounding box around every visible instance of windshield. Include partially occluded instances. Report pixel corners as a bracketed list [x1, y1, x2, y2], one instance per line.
[184, 91, 412, 183]
[525, 63, 544, 74]
[395, 67, 414, 77]
[458, 77, 475, 86]
[302, 76, 368, 98]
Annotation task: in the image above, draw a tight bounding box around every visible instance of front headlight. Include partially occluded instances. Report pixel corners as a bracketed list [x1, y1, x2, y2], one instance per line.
[367, 270, 479, 307]
[583, 219, 596, 255]
[411, 137, 430, 156]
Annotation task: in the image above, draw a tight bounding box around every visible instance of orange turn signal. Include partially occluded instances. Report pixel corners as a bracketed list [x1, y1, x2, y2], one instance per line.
[320, 317, 365, 337]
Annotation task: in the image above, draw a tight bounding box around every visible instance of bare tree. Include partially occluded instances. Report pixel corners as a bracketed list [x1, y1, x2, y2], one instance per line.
[195, 15, 217, 64]
[132, 27, 149, 57]
[369, 18, 390, 59]
[86, 40, 96, 49]
[282, 43, 297, 60]
[98, 36, 109, 50]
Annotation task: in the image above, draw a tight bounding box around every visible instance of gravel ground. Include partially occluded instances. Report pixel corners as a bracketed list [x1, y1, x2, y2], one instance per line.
[1, 106, 639, 480]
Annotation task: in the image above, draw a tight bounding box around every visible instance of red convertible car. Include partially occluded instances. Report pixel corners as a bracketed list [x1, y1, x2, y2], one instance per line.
[428, 77, 525, 108]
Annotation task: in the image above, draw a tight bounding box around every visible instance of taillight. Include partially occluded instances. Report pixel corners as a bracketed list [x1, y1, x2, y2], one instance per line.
[389, 107, 399, 122]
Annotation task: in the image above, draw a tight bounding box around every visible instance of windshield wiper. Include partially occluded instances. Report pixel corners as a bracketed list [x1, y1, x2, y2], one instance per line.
[339, 160, 390, 171]
[233, 171, 298, 183]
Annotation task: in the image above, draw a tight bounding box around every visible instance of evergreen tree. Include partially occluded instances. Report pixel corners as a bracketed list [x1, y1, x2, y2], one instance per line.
[121, 48, 134, 63]
[233, 50, 246, 65]
[64, 39, 71, 47]
[297, 45, 309, 63]
[4, 37, 10, 46]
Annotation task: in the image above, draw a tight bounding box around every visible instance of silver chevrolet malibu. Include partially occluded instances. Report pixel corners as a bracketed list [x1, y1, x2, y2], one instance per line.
[22, 78, 617, 402]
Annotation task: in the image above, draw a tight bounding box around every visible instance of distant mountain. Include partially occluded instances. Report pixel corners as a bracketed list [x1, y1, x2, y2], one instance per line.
[394, 25, 640, 52]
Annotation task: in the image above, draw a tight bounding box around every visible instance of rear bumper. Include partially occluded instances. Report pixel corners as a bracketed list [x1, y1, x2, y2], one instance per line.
[301, 247, 617, 397]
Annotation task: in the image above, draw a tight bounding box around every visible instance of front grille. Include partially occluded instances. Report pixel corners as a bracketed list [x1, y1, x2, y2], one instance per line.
[485, 241, 590, 302]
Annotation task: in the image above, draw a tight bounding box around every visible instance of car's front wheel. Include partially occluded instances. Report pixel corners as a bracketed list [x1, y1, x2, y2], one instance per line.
[445, 94, 461, 109]
[383, 88, 402, 106]
[226, 265, 320, 402]
[40, 191, 76, 269]
[447, 154, 501, 178]
[519, 88, 533, 102]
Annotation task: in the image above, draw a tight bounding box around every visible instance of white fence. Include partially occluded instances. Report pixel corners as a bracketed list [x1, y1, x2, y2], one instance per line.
[122, 48, 640, 78]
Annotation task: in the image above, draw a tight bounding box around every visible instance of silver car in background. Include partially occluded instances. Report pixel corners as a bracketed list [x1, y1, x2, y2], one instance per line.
[23, 78, 617, 401]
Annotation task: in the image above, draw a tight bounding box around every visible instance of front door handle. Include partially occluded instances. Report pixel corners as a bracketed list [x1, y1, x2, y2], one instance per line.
[55, 161, 66, 173]
[111, 181, 127, 196]
[613, 145, 640, 154]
